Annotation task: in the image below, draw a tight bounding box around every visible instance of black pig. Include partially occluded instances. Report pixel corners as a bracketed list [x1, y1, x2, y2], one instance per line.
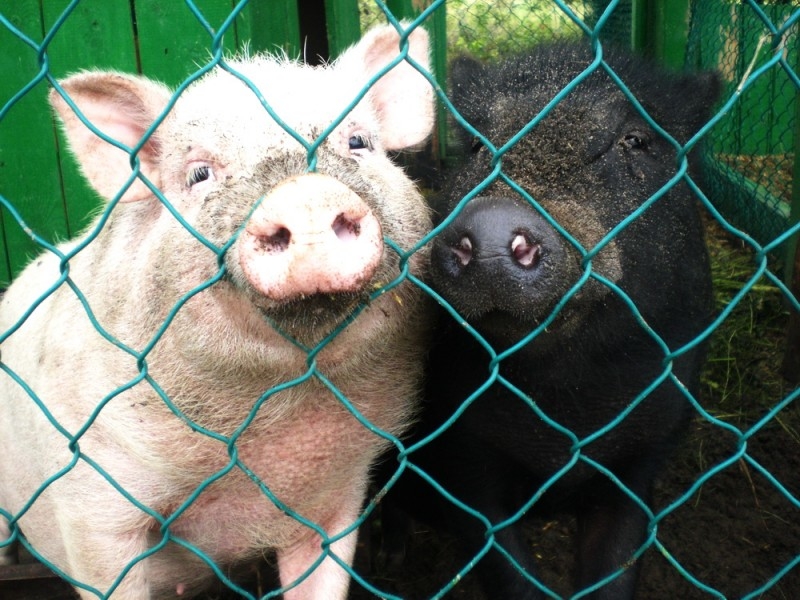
[380, 42, 718, 599]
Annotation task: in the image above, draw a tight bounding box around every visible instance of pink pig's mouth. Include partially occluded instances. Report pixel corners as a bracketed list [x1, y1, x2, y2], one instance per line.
[254, 289, 370, 338]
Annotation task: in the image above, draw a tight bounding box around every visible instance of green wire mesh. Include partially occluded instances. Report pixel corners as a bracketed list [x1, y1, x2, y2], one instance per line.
[0, 1, 798, 599]
[360, 0, 633, 60]
[687, 0, 799, 252]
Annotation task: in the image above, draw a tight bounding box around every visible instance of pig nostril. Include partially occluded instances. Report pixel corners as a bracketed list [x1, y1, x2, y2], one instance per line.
[452, 235, 473, 267]
[257, 227, 291, 253]
[332, 213, 361, 242]
[511, 234, 541, 268]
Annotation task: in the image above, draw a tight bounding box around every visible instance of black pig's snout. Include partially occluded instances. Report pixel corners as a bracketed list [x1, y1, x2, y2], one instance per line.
[430, 196, 575, 321]
[446, 230, 543, 271]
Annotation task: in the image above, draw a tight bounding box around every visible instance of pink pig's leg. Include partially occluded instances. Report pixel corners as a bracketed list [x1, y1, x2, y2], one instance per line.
[0, 515, 16, 565]
[277, 495, 362, 600]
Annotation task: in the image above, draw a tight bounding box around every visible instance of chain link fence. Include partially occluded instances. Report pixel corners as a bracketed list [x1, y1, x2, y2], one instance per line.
[361, 0, 633, 60]
[0, 1, 798, 599]
[687, 0, 799, 253]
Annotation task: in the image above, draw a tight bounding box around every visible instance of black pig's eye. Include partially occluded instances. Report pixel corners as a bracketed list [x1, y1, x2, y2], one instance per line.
[186, 165, 212, 188]
[621, 132, 648, 151]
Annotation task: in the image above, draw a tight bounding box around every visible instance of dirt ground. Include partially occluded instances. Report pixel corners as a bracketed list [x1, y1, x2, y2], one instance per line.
[2, 225, 798, 599]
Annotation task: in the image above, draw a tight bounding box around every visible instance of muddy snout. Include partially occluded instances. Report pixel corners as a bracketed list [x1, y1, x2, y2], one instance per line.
[239, 173, 384, 301]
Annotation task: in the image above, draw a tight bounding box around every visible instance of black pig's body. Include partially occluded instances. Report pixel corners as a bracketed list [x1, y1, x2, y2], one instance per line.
[386, 43, 718, 598]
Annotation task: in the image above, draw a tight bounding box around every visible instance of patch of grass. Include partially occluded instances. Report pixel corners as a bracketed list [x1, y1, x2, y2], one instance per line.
[701, 215, 795, 440]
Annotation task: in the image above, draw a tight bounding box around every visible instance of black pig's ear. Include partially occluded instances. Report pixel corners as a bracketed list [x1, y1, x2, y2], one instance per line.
[662, 70, 722, 141]
[449, 55, 486, 117]
[450, 56, 484, 96]
[448, 56, 488, 151]
[683, 70, 722, 131]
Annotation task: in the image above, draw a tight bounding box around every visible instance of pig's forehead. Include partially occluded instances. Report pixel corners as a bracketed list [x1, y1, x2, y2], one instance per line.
[173, 58, 375, 139]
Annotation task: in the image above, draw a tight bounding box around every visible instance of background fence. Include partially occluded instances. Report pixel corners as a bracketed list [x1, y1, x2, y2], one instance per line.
[687, 0, 799, 259]
[1, 0, 799, 599]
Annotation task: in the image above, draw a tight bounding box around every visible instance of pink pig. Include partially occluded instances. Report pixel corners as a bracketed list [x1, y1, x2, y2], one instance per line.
[0, 23, 433, 599]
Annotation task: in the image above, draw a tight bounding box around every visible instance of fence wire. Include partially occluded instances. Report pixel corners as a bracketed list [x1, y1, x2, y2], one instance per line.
[0, 0, 798, 599]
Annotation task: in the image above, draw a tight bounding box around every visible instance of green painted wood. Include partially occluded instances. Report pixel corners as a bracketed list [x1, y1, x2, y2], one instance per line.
[1, 1, 441, 281]
[0, 0, 54, 283]
[325, 0, 361, 58]
[0, 1, 256, 282]
[133, 0, 240, 87]
[42, 0, 139, 254]
[242, 0, 302, 57]
[428, 2, 448, 161]
[651, 0, 690, 69]
[384, 0, 414, 20]
[630, 0, 646, 52]
[0, 0, 135, 281]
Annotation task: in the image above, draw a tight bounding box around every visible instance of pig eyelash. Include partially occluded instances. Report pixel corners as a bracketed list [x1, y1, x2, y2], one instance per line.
[186, 164, 214, 188]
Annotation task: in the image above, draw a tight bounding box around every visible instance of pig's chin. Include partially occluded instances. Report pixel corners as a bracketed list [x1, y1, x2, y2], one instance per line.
[463, 301, 584, 351]
[449, 291, 563, 331]
[254, 291, 369, 341]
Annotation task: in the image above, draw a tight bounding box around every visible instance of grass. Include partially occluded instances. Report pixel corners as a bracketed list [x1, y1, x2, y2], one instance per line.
[700, 213, 796, 441]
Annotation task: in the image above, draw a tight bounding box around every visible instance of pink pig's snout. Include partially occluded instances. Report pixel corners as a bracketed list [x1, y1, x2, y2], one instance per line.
[239, 174, 384, 301]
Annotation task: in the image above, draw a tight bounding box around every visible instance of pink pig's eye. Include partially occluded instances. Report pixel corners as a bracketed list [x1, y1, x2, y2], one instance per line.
[348, 134, 372, 152]
[186, 164, 213, 188]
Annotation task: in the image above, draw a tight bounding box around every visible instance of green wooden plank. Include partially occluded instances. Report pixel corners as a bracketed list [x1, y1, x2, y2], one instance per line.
[241, 0, 301, 57]
[384, 0, 413, 21]
[630, 0, 647, 52]
[42, 0, 139, 247]
[651, 0, 690, 69]
[421, 2, 447, 161]
[0, 0, 66, 283]
[133, 0, 240, 87]
[43, 0, 138, 76]
[324, 0, 361, 58]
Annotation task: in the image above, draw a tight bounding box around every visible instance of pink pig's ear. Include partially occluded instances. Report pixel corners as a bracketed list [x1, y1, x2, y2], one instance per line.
[49, 72, 171, 203]
[345, 23, 434, 152]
